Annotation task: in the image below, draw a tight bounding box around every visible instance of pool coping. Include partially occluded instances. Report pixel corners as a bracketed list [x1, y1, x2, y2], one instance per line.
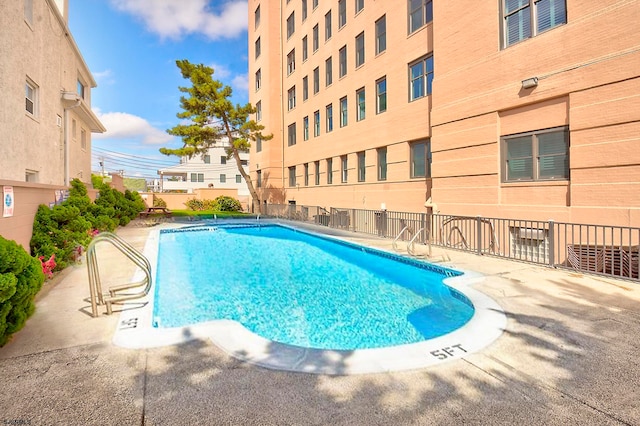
[112, 220, 507, 375]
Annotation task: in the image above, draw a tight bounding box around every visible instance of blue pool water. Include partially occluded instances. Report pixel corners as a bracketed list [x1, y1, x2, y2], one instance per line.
[153, 224, 475, 350]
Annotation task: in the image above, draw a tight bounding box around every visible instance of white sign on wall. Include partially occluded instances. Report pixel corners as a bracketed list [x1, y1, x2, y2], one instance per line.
[3, 186, 14, 217]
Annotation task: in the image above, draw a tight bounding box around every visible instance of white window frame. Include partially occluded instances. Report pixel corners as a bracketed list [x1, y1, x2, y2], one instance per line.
[376, 77, 387, 114]
[408, 0, 433, 34]
[376, 15, 386, 54]
[356, 88, 365, 121]
[25, 78, 38, 116]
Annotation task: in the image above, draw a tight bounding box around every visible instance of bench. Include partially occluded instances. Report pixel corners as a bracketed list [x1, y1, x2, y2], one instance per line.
[139, 207, 172, 218]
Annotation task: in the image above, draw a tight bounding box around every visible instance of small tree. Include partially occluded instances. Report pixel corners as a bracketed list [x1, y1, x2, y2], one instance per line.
[160, 60, 272, 213]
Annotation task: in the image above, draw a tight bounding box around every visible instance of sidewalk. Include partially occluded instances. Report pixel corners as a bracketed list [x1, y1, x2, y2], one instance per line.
[0, 220, 639, 425]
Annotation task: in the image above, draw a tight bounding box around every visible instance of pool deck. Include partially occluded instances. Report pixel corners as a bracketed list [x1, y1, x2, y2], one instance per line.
[1, 219, 639, 425]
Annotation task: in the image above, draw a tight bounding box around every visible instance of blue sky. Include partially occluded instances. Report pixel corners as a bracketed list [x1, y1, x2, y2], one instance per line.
[68, 0, 249, 180]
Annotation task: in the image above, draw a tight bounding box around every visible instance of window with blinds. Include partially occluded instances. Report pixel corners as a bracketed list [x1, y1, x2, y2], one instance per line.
[503, 126, 569, 182]
[503, 0, 567, 47]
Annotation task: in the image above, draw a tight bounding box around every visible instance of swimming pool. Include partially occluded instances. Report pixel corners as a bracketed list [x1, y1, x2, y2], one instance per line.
[113, 220, 506, 374]
[153, 224, 474, 350]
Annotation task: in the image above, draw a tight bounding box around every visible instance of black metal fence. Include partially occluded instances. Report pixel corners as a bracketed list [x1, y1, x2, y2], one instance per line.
[262, 204, 639, 282]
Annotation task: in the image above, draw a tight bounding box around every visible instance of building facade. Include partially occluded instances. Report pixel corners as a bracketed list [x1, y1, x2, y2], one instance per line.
[0, 0, 105, 187]
[157, 143, 250, 196]
[248, 0, 640, 227]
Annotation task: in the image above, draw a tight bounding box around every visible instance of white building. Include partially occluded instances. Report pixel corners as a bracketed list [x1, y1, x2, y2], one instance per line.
[158, 143, 250, 195]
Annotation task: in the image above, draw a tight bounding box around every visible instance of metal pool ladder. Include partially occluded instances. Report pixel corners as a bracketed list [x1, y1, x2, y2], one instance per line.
[407, 228, 432, 258]
[86, 232, 152, 317]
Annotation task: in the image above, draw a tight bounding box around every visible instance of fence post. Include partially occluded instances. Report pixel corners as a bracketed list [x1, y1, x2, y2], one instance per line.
[477, 216, 483, 255]
[548, 220, 555, 267]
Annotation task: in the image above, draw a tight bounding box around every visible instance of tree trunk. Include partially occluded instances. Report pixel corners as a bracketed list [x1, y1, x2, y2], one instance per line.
[231, 146, 262, 214]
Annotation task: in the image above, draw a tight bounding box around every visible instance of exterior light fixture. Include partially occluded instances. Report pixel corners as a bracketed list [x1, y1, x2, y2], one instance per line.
[521, 77, 539, 89]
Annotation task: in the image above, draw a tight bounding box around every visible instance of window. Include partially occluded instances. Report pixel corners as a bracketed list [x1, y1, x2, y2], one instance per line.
[409, 0, 433, 34]
[220, 174, 227, 183]
[191, 173, 204, 182]
[340, 97, 348, 127]
[287, 49, 296, 75]
[302, 36, 308, 61]
[255, 69, 261, 91]
[325, 11, 332, 40]
[313, 25, 319, 51]
[255, 37, 261, 58]
[375, 15, 386, 54]
[410, 140, 431, 178]
[288, 86, 296, 110]
[314, 110, 320, 136]
[326, 104, 333, 132]
[341, 155, 348, 183]
[287, 12, 295, 38]
[236, 174, 242, 184]
[377, 147, 387, 180]
[80, 128, 87, 151]
[77, 80, 86, 99]
[313, 0, 319, 9]
[289, 166, 296, 187]
[376, 77, 387, 114]
[409, 55, 434, 101]
[339, 46, 347, 77]
[356, 88, 365, 121]
[355, 32, 365, 67]
[315, 161, 320, 185]
[338, 0, 347, 28]
[304, 163, 309, 186]
[327, 158, 333, 184]
[313, 67, 320, 94]
[288, 123, 297, 146]
[503, 127, 569, 182]
[204, 155, 211, 164]
[255, 5, 260, 28]
[255, 101, 262, 121]
[303, 116, 309, 140]
[221, 156, 227, 164]
[302, 76, 309, 100]
[256, 135, 262, 152]
[503, 0, 567, 47]
[355, 0, 364, 13]
[25, 79, 37, 116]
[241, 159, 248, 166]
[325, 57, 332, 86]
[24, 0, 33, 25]
[25, 170, 38, 183]
[257, 170, 262, 187]
[357, 151, 366, 182]
[302, 0, 308, 21]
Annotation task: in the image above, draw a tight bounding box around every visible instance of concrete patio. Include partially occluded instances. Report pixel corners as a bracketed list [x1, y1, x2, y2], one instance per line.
[0, 220, 639, 425]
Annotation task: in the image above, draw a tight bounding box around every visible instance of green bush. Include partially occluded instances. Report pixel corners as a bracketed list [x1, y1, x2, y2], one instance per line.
[0, 236, 45, 346]
[213, 195, 243, 212]
[153, 197, 167, 208]
[185, 196, 242, 212]
[30, 178, 145, 271]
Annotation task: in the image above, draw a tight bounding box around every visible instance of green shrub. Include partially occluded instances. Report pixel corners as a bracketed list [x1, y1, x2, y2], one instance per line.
[153, 197, 167, 208]
[0, 236, 45, 346]
[213, 195, 243, 212]
[184, 198, 205, 211]
[30, 178, 145, 271]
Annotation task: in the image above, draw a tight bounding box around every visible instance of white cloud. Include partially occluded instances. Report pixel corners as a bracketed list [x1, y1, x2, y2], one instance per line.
[92, 69, 115, 85]
[110, 0, 247, 40]
[94, 111, 175, 145]
[231, 73, 248, 94]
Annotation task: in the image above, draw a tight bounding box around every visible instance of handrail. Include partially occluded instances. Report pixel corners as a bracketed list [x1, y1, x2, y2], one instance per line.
[407, 227, 432, 258]
[392, 225, 409, 252]
[86, 232, 152, 317]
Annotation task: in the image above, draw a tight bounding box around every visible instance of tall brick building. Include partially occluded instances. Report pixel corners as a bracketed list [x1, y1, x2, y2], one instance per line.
[248, 0, 640, 227]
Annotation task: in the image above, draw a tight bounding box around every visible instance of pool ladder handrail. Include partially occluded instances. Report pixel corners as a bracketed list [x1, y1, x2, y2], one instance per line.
[392, 225, 410, 252]
[86, 232, 152, 317]
[407, 227, 432, 258]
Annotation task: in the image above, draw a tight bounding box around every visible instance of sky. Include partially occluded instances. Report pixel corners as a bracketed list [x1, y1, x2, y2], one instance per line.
[68, 0, 250, 181]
